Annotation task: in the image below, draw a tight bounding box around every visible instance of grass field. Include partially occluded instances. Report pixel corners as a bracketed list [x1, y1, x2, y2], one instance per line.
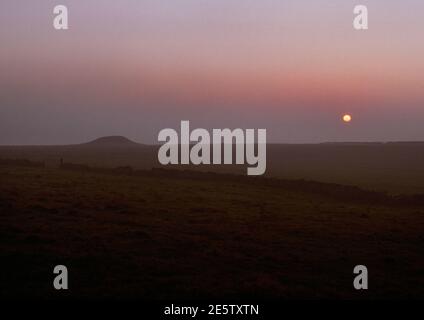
[1, 141, 424, 194]
[1, 162, 423, 299]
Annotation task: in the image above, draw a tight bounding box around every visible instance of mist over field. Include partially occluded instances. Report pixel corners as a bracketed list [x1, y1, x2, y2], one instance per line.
[1, 137, 424, 194]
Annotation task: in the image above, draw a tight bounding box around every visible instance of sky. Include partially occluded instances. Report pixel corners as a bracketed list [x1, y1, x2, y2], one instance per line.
[1, 0, 424, 144]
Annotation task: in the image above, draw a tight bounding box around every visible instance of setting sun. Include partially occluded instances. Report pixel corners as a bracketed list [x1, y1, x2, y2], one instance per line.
[343, 114, 352, 123]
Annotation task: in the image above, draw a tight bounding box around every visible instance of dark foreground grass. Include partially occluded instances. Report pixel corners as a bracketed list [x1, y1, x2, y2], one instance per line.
[0, 164, 423, 300]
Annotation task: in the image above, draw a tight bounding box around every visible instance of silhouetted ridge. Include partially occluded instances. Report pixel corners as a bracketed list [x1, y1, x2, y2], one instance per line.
[83, 136, 140, 147]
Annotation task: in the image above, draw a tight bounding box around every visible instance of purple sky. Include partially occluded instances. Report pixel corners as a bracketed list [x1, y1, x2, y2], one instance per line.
[1, 0, 424, 144]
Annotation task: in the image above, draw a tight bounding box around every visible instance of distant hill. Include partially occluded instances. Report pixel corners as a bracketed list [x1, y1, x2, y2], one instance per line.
[82, 136, 142, 147]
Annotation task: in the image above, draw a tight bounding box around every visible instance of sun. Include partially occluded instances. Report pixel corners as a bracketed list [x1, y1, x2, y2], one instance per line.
[343, 114, 352, 123]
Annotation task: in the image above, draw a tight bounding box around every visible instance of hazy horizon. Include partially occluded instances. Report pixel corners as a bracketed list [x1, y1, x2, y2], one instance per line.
[1, 0, 424, 144]
[2, 134, 424, 146]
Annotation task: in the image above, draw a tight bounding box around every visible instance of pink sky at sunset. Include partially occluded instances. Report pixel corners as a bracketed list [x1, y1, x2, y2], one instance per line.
[1, 0, 424, 144]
